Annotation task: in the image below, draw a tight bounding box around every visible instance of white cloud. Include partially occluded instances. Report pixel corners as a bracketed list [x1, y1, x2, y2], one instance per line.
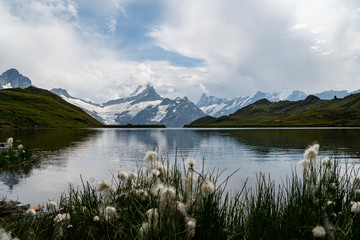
[2, 0, 360, 105]
[150, 0, 360, 97]
[0, 0, 207, 103]
[108, 19, 117, 34]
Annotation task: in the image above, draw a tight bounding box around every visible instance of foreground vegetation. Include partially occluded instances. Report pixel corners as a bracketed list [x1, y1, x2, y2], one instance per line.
[187, 93, 360, 127]
[1, 144, 360, 239]
[0, 87, 103, 128]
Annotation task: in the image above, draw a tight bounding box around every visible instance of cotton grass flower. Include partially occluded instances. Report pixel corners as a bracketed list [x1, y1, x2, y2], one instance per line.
[136, 189, 149, 201]
[54, 214, 63, 223]
[304, 144, 319, 161]
[321, 157, 332, 167]
[312, 225, 326, 238]
[185, 217, 196, 239]
[351, 202, 360, 213]
[151, 183, 164, 196]
[146, 208, 159, 224]
[152, 169, 161, 178]
[62, 213, 70, 221]
[327, 201, 334, 207]
[81, 206, 87, 213]
[160, 186, 176, 201]
[6, 137, 13, 145]
[17, 144, 23, 149]
[139, 222, 150, 239]
[93, 216, 100, 222]
[157, 164, 168, 176]
[186, 158, 195, 168]
[105, 206, 117, 222]
[144, 151, 157, 166]
[98, 180, 115, 193]
[54, 213, 70, 223]
[47, 201, 57, 211]
[128, 172, 137, 181]
[201, 180, 215, 195]
[177, 201, 187, 216]
[26, 208, 36, 216]
[298, 159, 310, 168]
[118, 171, 128, 181]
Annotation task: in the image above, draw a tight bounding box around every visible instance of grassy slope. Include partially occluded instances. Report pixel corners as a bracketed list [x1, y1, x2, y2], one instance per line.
[0, 87, 103, 128]
[188, 93, 360, 127]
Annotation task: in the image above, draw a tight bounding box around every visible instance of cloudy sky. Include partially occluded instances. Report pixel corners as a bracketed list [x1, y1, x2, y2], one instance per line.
[1, 0, 360, 103]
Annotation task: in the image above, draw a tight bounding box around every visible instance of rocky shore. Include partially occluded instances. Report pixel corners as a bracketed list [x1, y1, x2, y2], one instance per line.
[0, 200, 29, 223]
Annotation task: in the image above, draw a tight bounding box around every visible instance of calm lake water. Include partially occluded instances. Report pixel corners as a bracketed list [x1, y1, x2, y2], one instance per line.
[1, 128, 360, 206]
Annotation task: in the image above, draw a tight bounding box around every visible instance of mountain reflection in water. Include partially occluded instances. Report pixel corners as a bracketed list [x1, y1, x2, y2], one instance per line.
[0, 128, 359, 206]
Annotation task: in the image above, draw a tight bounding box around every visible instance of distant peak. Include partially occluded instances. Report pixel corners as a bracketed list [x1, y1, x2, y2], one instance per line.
[304, 95, 320, 103]
[4, 68, 19, 74]
[130, 84, 155, 97]
[51, 88, 72, 98]
[130, 85, 144, 96]
[0, 68, 32, 89]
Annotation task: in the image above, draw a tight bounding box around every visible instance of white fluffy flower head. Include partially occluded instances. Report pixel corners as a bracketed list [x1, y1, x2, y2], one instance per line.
[105, 206, 117, 222]
[312, 225, 326, 238]
[321, 157, 332, 167]
[118, 171, 128, 181]
[186, 158, 195, 168]
[98, 180, 115, 193]
[304, 144, 319, 160]
[351, 201, 360, 213]
[53, 213, 70, 223]
[177, 201, 187, 216]
[93, 215, 100, 222]
[144, 151, 157, 164]
[201, 180, 215, 195]
[128, 172, 137, 181]
[26, 208, 36, 216]
[146, 208, 159, 223]
[47, 201, 57, 211]
[6, 137, 13, 145]
[298, 159, 310, 168]
[160, 186, 176, 201]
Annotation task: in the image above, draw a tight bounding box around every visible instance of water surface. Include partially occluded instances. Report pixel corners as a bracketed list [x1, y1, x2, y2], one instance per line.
[0, 128, 359, 206]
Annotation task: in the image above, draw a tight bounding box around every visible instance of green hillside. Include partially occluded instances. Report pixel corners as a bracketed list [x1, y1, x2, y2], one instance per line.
[186, 93, 360, 127]
[0, 87, 103, 128]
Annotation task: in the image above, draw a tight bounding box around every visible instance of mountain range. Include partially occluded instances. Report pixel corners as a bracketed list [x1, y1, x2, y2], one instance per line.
[188, 93, 360, 127]
[1, 68, 359, 127]
[197, 88, 360, 117]
[51, 85, 205, 127]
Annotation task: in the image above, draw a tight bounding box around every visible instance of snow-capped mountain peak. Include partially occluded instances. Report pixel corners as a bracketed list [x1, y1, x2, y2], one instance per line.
[278, 88, 292, 100]
[51, 88, 72, 98]
[197, 89, 308, 117]
[130, 85, 146, 97]
[51, 84, 205, 127]
[0, 68, 32, 89]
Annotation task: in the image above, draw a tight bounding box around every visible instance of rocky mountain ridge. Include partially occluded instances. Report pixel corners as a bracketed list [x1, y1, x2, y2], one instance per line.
[197, 88, 359, 117]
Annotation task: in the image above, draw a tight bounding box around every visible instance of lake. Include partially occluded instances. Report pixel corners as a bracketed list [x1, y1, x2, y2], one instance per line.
[1, 128, 360, 206]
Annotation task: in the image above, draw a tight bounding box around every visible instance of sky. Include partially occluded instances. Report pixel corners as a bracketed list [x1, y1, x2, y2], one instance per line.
[1, 0, 360, 103]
